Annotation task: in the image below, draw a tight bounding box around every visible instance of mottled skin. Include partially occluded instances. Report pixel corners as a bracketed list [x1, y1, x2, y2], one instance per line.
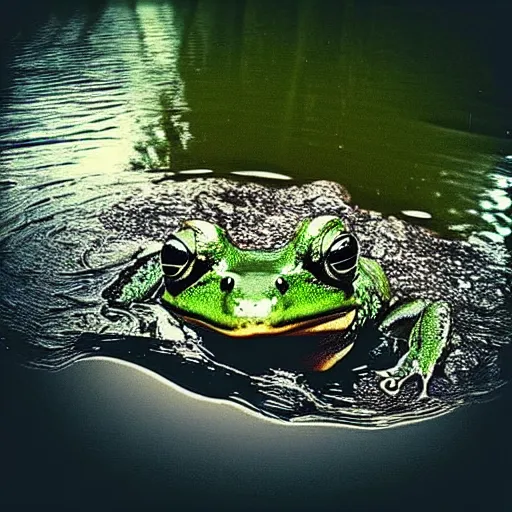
[109, 214, 451, 397]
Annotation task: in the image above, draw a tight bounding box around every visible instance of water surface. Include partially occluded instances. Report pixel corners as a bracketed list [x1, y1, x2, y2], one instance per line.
[2, 0, 511, 238]
[1, 0, 512, 505]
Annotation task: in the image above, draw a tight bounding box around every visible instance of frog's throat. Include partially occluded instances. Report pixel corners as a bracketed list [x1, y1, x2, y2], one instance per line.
[312, 342, 355, 372]
[182, 309, 357, 338]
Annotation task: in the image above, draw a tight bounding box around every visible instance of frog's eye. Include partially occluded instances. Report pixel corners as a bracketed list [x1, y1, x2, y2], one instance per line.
[323, 233, 359, 280]
[161, 236, 193, 279]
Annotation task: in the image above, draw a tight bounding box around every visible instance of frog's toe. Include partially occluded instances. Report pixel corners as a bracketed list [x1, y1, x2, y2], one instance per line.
[378, 375, 404, 396]
[418, 387, 430, 400]
[377, 368, 432, 399]
[376, 361, 433, 398]
[376, 367, 414, 396]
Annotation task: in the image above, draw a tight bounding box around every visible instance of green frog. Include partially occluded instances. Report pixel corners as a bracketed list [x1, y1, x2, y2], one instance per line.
[108, 214, 451, 398]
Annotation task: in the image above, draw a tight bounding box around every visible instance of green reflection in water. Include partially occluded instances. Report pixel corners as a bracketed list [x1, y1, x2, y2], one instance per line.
[132, 0, 511, 237]
[131, 91, 189, 170]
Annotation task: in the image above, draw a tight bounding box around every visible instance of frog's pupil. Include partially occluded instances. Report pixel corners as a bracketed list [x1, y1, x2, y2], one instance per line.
[275, 277, 289, 295]
[161, 237, 191, 278]
[220, 276, 235, 292]
[325, 234, 359, 276]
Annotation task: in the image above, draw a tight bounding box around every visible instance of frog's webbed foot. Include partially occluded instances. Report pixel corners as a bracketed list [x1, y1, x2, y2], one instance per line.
[377, 358, 430, 399]
[377, 300, 451, 399]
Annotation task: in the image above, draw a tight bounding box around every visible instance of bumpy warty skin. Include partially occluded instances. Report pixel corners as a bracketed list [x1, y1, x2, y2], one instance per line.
[100, 177, 512, 406]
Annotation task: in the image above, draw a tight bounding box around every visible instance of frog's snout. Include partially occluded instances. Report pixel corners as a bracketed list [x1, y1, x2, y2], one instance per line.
[220, 275, 290, 295]
[233, 298, 277, 319]
[220, 273, 290, 321]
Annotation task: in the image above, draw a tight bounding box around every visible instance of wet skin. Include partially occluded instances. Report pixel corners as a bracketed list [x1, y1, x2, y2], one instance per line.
[111, 215, 451, 398]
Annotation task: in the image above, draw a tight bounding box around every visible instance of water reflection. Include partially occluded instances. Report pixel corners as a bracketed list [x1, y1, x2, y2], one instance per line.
[1, 0, 511, 238]
[176, 0, 511, 236]
[1, 0, 191, 185]
[476, 158, 512, 242]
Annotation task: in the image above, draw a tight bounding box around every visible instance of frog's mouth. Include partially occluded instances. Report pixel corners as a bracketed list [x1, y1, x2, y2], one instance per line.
[182, 308, 357, 339]
[179, 308, 358, 372]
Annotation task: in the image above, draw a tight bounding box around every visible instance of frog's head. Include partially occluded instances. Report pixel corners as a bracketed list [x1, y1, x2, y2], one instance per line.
[160, 216, 363, 356]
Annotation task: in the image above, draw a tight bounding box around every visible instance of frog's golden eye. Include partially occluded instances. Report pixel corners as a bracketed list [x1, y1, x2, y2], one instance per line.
[323, 233, 359, 280]
[161, 236, 194, 279]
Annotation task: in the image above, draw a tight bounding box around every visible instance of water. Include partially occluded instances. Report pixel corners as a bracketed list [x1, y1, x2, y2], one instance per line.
[1, 0, 512, 508]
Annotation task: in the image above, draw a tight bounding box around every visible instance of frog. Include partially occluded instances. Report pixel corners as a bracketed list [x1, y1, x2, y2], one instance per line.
[106, 213, 452, 399]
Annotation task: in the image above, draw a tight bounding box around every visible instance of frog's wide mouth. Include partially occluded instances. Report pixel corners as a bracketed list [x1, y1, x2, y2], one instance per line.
[181, 308, 357, 338]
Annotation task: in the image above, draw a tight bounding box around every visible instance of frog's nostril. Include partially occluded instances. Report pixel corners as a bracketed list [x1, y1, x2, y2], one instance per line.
[275, 277, 289, 295]
[220, 276, 235, 292]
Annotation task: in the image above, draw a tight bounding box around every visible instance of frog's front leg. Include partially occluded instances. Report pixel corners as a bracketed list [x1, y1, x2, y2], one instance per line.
[103, 253, 162, 306]
[376, 299, 451, 399]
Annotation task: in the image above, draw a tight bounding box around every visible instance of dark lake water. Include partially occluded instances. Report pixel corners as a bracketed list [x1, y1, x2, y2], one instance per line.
[1, 0, 512, 509]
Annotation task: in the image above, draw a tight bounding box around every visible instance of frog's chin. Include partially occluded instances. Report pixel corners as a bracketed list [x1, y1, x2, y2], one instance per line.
[309, 341, 355, 371]
[182, 308, 357, 339]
